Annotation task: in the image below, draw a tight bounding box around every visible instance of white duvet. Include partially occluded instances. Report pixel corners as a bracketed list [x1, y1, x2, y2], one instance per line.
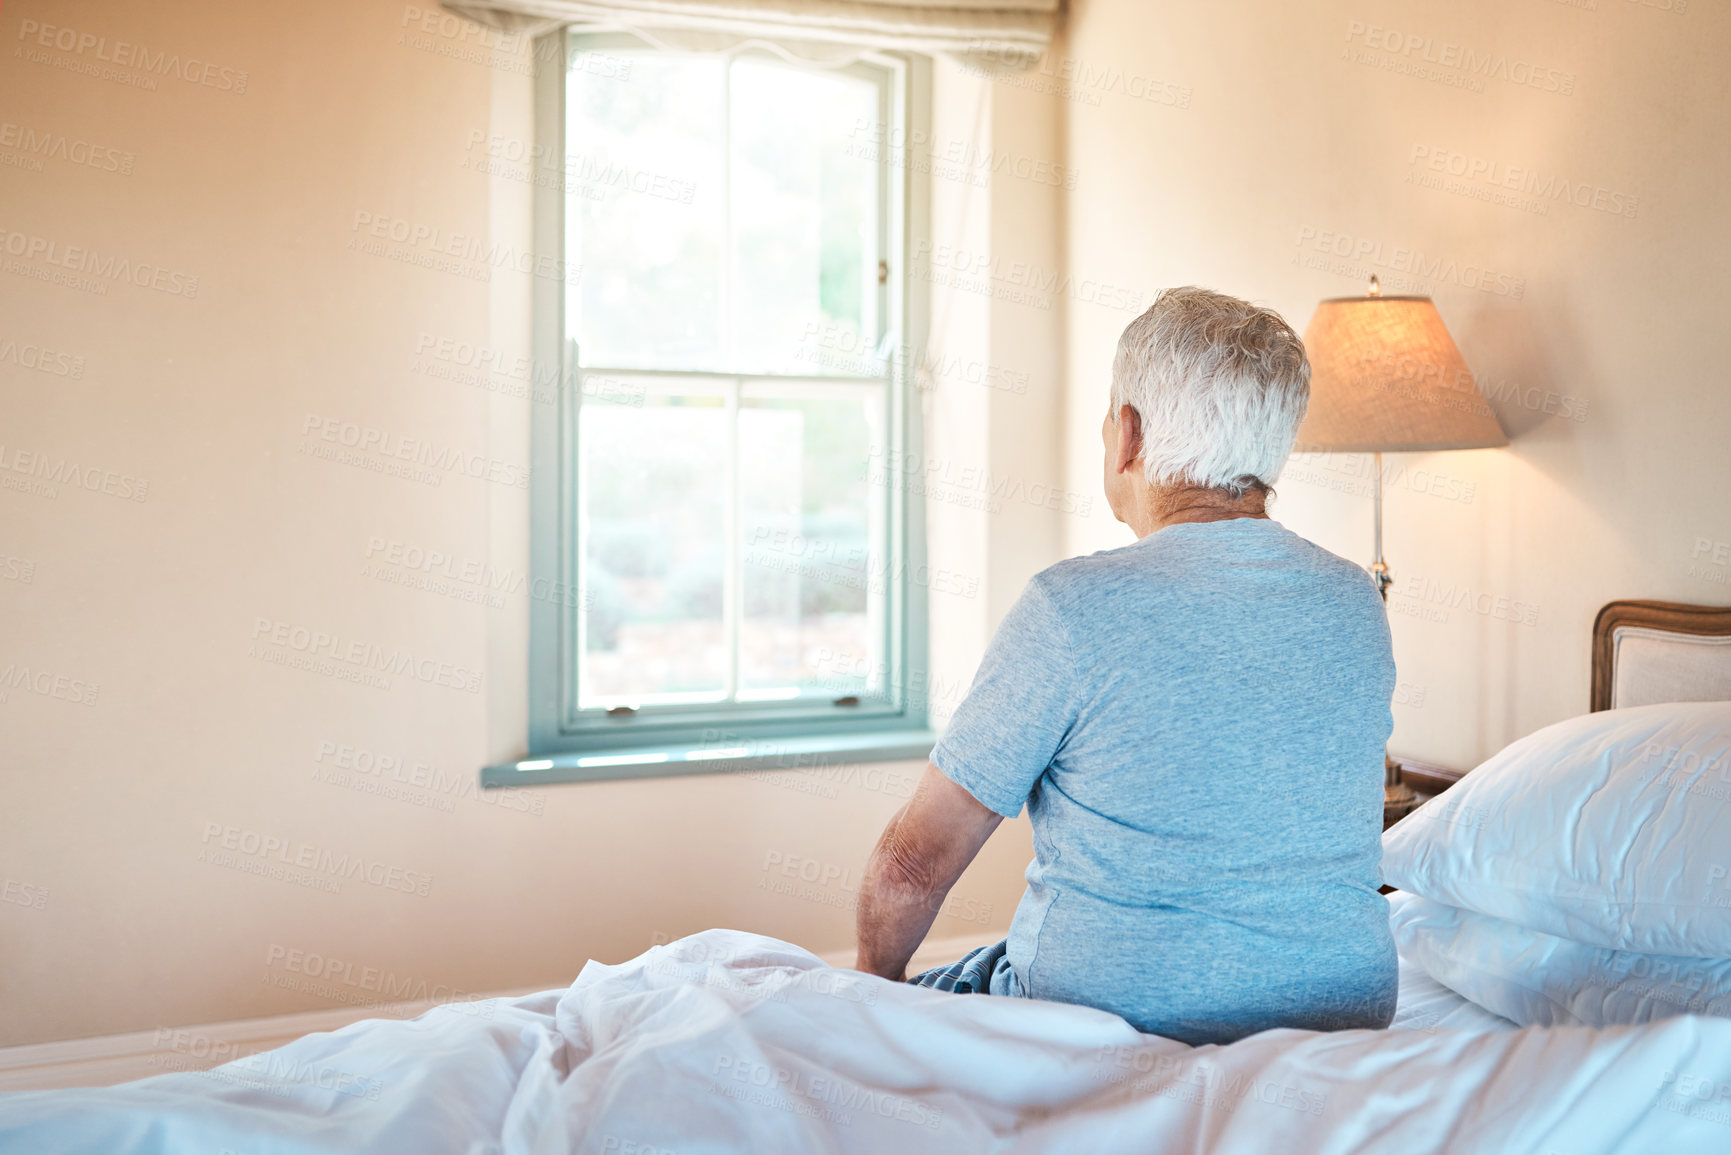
[5, 929, 1731, 1154]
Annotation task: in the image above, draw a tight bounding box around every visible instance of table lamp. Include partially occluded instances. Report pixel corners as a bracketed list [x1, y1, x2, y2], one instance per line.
[1293, 277, 1507, 819]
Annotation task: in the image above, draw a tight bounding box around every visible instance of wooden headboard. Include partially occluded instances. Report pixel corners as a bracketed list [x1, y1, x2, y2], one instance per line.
[1395, 599, 1731, 796]
[1590, 600, 1731, 713]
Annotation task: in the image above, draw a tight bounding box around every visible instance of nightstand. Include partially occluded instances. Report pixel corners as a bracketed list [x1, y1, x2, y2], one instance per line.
[1383, 754, 1465, 830]
[1383, 795, 1430, 831]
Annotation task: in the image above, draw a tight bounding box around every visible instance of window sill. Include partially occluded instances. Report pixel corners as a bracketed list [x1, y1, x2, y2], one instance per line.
[479, 729, 938, 788]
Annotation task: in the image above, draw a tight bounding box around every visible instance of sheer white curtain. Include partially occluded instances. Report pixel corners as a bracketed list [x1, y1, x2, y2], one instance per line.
[439, 0, 1058, 69]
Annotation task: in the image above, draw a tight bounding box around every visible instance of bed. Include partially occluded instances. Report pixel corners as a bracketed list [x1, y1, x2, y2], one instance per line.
[2, 600, 1729, 1154]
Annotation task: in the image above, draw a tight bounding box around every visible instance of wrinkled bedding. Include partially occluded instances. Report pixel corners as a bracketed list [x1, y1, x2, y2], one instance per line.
[4, 929, 1731, 1154]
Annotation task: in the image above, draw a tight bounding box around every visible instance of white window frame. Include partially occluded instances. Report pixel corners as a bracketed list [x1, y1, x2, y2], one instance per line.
[486, 31, 934, 786]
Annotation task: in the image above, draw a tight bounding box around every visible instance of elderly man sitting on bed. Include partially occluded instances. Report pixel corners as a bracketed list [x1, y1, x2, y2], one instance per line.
[854, 286, 1398, 1045]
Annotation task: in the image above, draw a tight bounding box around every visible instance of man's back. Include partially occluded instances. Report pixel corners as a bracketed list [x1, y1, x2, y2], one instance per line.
[932, 517, 1397, 1044]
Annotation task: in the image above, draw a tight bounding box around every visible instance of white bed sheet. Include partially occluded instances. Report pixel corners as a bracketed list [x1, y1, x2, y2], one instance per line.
[1390, 948, 1517, 1034]
[4, 928, 1729, 1154]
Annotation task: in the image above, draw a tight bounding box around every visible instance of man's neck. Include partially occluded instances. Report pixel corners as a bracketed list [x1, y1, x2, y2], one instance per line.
[1132, 484, 1269, 538]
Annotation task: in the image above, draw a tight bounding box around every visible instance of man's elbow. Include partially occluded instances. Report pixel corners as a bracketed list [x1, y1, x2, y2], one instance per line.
[874, 824, 945, 902]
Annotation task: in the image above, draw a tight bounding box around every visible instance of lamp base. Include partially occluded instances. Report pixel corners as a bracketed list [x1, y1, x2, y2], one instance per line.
[1371, 560, 1393, 601]
[1384, 753, 1420, 825]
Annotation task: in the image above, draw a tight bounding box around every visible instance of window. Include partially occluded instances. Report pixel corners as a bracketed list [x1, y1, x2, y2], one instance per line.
[494, 32, 934, 785]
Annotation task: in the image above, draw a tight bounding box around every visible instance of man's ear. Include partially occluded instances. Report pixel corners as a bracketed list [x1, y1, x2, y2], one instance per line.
[1114, 405, 1143, 475]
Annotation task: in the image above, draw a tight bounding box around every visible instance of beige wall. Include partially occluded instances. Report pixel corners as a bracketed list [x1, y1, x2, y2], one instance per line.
[1056, 0, 1729, 769]
[921, 58, 1069, 722]
[11, 0, 1722, 1053]
[0, 0, 1046, 1048]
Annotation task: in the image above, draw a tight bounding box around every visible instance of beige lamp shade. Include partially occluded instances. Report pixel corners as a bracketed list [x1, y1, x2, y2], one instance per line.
[1293, 294, 1508, 453]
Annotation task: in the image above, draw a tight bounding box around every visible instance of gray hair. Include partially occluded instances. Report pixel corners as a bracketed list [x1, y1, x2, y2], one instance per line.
[1110, 287, 1310, 497]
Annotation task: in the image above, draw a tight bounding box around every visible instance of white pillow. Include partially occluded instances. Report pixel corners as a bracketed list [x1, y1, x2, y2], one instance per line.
[1389, 890, 1731, 1028]
[1381, 701, 1731, 957]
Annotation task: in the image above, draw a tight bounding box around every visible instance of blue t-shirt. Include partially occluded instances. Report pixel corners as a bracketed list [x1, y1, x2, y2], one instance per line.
[931, 517, 1398, 1044]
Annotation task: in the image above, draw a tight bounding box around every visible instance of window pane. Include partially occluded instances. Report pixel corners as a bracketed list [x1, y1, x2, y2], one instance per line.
[730, 58, 882, 376]
[559, 43, 905, 738]
[567, 42, 883, 376]
[739, 390, 887, 699]
[578, 394, 729, 706]
[567, 50, 725, 370]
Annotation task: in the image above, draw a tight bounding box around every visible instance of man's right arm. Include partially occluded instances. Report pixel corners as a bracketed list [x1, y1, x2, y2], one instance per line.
[854, 762, 1003, 981]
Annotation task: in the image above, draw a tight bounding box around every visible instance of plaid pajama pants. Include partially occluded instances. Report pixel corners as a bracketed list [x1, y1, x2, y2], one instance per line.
[906, 938, 1020, 996]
